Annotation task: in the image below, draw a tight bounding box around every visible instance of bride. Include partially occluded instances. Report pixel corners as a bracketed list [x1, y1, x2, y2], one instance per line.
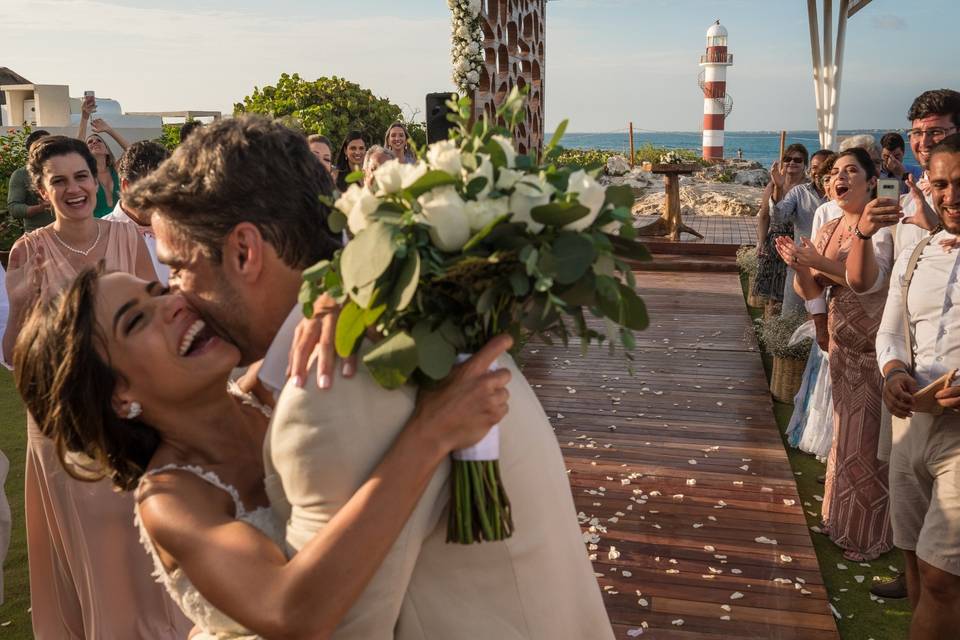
[13, 267, 512, 639]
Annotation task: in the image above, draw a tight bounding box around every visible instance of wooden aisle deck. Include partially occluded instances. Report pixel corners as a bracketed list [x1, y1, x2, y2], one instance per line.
[522, 271, 839, 639]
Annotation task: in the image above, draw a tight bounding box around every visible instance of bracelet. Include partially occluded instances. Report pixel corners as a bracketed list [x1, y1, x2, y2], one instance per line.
[884, 367, 911, 383]
[854, 226, 873, 241]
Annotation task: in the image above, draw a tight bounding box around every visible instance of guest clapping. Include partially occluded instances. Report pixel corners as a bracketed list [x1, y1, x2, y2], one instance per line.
[778, 147, 894, 562]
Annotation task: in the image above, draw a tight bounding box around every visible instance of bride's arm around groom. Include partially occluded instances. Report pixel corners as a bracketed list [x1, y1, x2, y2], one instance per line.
[269, 325, 614, 640]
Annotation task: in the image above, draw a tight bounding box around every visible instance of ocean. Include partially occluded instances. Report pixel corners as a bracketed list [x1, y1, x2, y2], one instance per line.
[553, 130, 918, 168]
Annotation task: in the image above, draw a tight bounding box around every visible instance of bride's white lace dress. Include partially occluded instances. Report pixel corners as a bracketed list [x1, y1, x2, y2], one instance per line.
[134, 387, 282, 640]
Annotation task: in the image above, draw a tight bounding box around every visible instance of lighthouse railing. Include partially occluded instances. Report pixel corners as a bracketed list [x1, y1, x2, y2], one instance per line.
[699, 52, 733, 64]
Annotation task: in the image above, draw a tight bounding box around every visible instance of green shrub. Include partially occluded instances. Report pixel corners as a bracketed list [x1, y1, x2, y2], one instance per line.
[715, 169, 735, 183]
[735, 245, 758, 274]
[235, 73, 422, 151]
[0, 127, 30, 250]
[554, 144, 707, 173]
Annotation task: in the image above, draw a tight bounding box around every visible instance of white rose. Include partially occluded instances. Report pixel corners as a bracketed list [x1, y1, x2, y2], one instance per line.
[426, 139, 463, 176]
[495, 167, 524, 190]
[373, 159, 426, 195]
[490, 134, 518, 168]
[465, 196, 509, 232]
[564, 169, 607, 231]
[509, 175, 555, 233]
[457, 25, 470, 38]
[335, 185, 380, 235]
[464, 154, 494, 199]
[467, 70, 480, 83]
[467, 41, 480, 55]
[418, 186, 471, 252]
[468, 0, 482, 14]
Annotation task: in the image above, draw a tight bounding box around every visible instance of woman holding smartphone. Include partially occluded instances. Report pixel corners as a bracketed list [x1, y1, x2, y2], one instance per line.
[78, 94, 130, 218]
[775, 147, 894, 562]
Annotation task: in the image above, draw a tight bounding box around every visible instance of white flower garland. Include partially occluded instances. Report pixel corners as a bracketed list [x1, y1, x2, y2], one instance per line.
[449, 0, 485, 94]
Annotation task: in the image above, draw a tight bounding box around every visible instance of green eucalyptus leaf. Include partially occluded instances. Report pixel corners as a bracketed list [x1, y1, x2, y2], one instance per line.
[605, 233, 652, 262]
[603, 185, 636, 210]
[406, 170, 459, 199]
[345, 169, 364, 185]
[550, 233, 597, 284]
[545, 119, 568, 155]
[482, 140, 508, 169]
[531, 201, 590, 227]
[412, 322, 457, 380]
[335, 301, 367, 357]
[509, 270, 530, 296]
[465, 176, 489, 200]
[617, 283, 649, 330]
[327, 210, 347, 234]
[477, 286, 498, 314]
[514, 155, 533, 170]
[557, 275, 597, 307]
[362, 331, 418, 389]
[302, 260, 330, 283]
[341, 222, 395, 303]
[438, 319, 467, 352]
[387, 251, 420, 311]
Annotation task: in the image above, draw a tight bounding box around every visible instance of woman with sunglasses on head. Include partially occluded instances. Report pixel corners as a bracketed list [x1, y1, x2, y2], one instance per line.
[753, 143, 810, 310]
[78, 94, 130, 218]
[776, 147, 895, 562]
[3, 136, 190, 638]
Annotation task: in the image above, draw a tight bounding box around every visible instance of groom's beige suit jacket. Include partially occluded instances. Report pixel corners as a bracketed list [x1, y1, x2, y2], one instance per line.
[262, 308, 612, 640]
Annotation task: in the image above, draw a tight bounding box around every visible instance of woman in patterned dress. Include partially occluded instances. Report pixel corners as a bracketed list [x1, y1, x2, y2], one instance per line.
[776, 147, 894, 561]
[753, 144, 810, 305]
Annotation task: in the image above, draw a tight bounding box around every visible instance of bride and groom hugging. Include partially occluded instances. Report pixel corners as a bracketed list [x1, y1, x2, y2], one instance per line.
[17, 115, 614, 639]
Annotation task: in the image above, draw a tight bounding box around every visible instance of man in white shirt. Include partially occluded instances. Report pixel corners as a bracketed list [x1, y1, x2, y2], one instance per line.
[103, 140, 171, 284]
[876, 135, 960, 639]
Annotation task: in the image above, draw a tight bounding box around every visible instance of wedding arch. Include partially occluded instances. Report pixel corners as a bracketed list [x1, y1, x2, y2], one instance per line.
[450, 0, 546, 155]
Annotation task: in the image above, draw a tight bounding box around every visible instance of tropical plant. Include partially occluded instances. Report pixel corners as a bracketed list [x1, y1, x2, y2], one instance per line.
[235, 73, 423, 151]
[0, 127, 31, 250]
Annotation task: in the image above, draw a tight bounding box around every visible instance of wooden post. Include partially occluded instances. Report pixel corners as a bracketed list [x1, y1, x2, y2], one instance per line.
[778, 130, 787, 162]
[629, 122, 635, 168]
[665, 173, 681, 241]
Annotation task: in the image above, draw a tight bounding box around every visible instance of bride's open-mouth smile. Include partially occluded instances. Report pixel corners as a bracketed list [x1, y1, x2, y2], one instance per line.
[177, 316, 221, 357]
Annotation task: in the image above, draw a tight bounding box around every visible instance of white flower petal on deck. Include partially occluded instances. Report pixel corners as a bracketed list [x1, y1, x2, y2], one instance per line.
[854, 575, 865, 583]
[730, 592, 744, 600]
[755, 536, 778, 545]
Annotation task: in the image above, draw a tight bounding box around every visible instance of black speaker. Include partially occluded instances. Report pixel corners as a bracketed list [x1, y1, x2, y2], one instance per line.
[426, 92, 458, 144]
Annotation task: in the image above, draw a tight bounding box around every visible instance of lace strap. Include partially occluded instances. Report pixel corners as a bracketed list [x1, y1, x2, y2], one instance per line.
[227, 379, 273, 418]
[142, 463, 248, 518]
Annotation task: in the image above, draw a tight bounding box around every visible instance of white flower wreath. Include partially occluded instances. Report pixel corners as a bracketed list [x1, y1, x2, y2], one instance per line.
[448, 0, 485, 93]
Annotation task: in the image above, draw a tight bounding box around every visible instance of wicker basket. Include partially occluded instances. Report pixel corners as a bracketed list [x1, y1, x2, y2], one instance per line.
[771, 355, 806, 403]
[746, 274, 764, 308]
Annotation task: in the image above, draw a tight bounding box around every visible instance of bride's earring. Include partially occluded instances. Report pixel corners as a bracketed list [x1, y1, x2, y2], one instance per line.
[126, 402, 142, 420]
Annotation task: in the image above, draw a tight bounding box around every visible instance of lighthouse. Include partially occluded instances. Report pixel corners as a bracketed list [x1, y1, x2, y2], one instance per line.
[699, 20, 734, 160]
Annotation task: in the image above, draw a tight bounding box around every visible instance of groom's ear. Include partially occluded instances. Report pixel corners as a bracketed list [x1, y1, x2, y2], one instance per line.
[223, 223, 265, 283]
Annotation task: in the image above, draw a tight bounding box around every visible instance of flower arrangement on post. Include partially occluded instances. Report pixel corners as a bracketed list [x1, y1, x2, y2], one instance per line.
[658, 150, 687, 165]
[300, 87, 651, 544]
[449, 0, 485, 94]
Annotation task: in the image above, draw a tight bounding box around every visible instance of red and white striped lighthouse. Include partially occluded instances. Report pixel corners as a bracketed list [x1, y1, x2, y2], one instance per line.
[699, 20, 734, 160]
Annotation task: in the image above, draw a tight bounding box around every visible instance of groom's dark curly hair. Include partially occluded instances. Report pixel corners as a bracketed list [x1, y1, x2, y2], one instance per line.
[125, 114, 340, 270]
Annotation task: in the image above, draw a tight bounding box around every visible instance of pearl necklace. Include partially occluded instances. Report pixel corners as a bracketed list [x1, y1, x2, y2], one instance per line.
[53, 223, 102, 257]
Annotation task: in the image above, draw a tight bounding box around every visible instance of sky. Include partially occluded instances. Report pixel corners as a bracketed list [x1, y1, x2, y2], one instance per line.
[1, 0, 957, 133]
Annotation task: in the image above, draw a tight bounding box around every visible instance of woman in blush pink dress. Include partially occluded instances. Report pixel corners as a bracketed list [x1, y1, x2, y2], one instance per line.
[3, 136, 191, 639]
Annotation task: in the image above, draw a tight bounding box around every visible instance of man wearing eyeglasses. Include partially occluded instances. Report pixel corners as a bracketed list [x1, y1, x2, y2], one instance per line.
[895, 89, 960, 257]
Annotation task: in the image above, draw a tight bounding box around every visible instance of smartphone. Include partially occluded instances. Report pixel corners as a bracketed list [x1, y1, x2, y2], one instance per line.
[877, 178, 900, 201]
[83, 90, 97, 113]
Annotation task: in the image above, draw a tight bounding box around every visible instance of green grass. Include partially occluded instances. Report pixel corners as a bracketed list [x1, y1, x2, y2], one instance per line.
[0, 369, 31, 639]
[741, 274, 912, 639]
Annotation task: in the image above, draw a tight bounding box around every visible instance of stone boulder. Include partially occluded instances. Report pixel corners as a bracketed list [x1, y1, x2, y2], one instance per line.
[599, 167, 656, 197]
[605, 154, 631, 176]
[733, 168, 770, 188]
[631, 182, 763, 218]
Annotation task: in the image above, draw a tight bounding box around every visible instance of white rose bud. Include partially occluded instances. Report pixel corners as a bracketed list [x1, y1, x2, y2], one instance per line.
[467, 42, 480, 55]
[418, 186, 471, 252]
[457, 25, 470, 38]
[339, 185, 380, 235]
[468, 0, 482, 14]
[564, 169, 607, 232]
[465, 196, 510, 232]
[495, 167, 524, 190]
[509, 175, 555, 233]
[426, 139, 463, 177]
[464, 154, 494, 199]
[490, 134, 518, 168]
[467, 70, 480, 83]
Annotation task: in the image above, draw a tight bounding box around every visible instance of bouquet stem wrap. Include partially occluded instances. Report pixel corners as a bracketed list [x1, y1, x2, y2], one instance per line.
[447, 354, 513, 544]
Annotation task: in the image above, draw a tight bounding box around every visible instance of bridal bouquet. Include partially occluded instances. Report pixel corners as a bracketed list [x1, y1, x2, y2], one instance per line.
[300, 88, 649, 544]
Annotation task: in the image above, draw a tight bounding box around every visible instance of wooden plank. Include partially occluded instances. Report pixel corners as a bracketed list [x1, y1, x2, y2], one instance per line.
[523, 271, 838, 638]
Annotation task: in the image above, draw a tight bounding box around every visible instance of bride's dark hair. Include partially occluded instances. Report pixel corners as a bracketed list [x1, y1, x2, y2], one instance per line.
[13, 266, 160, 491]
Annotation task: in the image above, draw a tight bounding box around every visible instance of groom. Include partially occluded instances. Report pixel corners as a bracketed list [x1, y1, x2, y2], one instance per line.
[127, 115, 613, 639]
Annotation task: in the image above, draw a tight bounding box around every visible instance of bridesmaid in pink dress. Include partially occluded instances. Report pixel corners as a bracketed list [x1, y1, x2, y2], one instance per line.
[3, 136, 192, 639]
